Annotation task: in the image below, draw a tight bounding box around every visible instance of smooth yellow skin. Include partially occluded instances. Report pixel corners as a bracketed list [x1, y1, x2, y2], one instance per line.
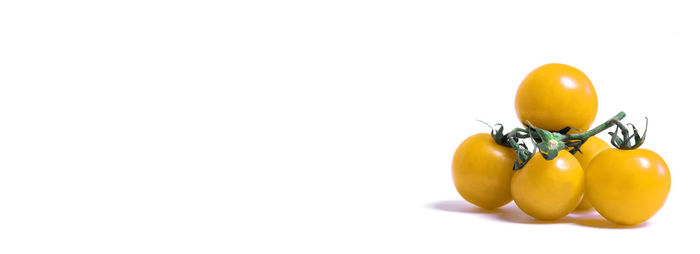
[452, 133, 516, 209]
[515, 63, 598, 132]
[586, 149, 671, 225]
[572, 136, 611, 210]
[511, 152, 584, 220]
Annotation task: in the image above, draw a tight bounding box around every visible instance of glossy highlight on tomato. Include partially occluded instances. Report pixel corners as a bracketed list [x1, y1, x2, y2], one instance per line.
[586, 148, 671, 225]
[511, 152, 584, 220]
[515, 63, 598, 132]
[452, 133, 516, 209]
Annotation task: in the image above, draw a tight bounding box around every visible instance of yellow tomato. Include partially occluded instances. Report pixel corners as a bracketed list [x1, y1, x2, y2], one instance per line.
[511, 152, 584, 220]
[571, 136, 611, 210]
[515, 63, 598, 132]
[586, 148, 671, 225]
[452, 133, 516, 209]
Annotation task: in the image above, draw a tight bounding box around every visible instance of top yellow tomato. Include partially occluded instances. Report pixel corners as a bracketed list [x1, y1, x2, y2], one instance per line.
[515, 63, 598, 132]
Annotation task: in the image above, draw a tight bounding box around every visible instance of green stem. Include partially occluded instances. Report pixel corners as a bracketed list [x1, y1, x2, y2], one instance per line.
[481, 111, 644, 169]
[566, 111, 626, 141]
[506, 127, 534, 170]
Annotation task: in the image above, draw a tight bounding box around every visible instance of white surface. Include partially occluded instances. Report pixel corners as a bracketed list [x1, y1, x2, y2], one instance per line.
[1, 1, 698, 253]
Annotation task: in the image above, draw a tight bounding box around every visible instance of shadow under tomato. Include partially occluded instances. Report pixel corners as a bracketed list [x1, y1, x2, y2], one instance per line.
[429, 200, 649, 229]
[429, 200, 503, 214]
[493, 203, 572, 224]
[572, 216, 649, 229]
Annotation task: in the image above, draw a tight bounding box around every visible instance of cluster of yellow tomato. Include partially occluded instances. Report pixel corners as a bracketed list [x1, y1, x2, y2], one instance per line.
[452, 63, 671, 225]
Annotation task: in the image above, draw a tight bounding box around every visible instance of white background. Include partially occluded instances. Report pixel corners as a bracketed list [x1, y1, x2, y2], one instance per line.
[1, 0, 698, 253]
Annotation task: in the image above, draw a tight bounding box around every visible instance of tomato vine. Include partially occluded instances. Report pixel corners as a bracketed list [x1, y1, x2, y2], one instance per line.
[483, 111, 648, 170]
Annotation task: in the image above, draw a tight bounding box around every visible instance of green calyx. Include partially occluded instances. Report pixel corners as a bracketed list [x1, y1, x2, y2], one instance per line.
[479, 111, 648, 170]
[526, 121, 566, 160]
[607, 117, 648, 150]
[477, 120, 532, 170]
